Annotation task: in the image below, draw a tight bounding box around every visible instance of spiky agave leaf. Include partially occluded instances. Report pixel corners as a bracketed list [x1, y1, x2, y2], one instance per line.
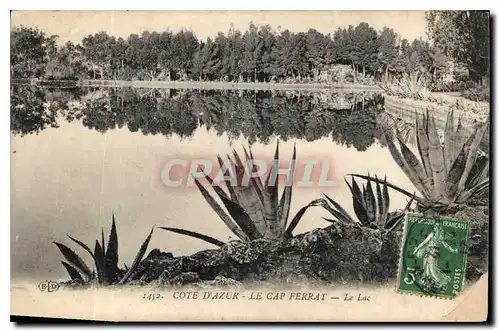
[397, 136, 434, 199]
[374, 177, 385, 228]
[118, 226, 155, 285]
[458, 179, 489, 204]
[278, 143, 297, 234]
[187, 142, 312, 242]
[231, 186, 266, 239]
[349, 173, 426, 206]
[101, 228, 106, 255]
[224, 152, 267, 238]
[262, 142, 280, 238]
[193, 176, 249, 242]
[458, 179, 489, 203]
[242, 146, 264, 201]
[426, 112, 446, 200]
[66, 234, 100, 280]
[242, 145, 251, 162]
[384, 213, 404, 231]
[385, 194, 415, 232]
[61, 261, 84, 281]
[94, 240, 106, 284]
[415, 112, 432, 177]
[201, 168, 262, 240]
[200, 168, 229, 199]
[67, 234, 94, 258]
[363, 177, 377, 224]
[160, 227, 224, 247]
[232, 149, 246, 171]
[381, 177, 390, 224]
[443, 110, 456, 173]
[454, 115, 469, 159]
[457, 121, 489, 192]
[53, 242, 92, 281]
[383, 132, 430, 200]
[328, 175, 410, 231]
[445, 131, 477, 200]
[345, 178, 370, 226]
[220, 188, 263, 240]
[323, 193, 357, 224]
[105, 215, 119, 283]
[216, 155, 238, 202]
[377, 109, 488, 210]
[465, 155, 489, 189]
[285, 199, 325, 237]
[349, 177, 364, 203]
[398, 121, 417, 148]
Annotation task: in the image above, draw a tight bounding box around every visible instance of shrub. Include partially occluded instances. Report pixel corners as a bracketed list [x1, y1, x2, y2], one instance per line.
[54, 214, 154, 285]
[461, 85, 490, 102]
[322, 176, 414, 232]
[430, 80, 476, 93]
[379, 72, 430, 100]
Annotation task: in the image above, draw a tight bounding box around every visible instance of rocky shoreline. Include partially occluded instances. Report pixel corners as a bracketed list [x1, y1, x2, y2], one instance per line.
[383, 94, 489, 130]
[62, 205, 489, 290]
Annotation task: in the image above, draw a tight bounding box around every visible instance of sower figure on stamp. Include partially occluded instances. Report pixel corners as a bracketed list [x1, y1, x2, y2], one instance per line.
[413, 223, 458, 291]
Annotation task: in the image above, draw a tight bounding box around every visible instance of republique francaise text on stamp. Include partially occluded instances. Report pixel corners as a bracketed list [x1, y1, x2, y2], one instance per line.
[397, 213, 470, 299]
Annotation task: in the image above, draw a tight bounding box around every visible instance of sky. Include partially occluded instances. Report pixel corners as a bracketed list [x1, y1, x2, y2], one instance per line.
[11, 10, 429, 44]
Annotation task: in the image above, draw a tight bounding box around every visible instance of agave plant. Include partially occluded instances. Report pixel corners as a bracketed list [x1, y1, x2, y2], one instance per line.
[322, 176, 414, 232]
[352, 110, 489, 212]
[379, 72, 430, 100]
[377, 112, 417, 147]
[54, 214, 154, 285]
[161, 143, 323, 246]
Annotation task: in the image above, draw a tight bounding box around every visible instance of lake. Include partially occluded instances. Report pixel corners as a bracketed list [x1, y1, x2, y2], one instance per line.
[10, 86, 416, 281]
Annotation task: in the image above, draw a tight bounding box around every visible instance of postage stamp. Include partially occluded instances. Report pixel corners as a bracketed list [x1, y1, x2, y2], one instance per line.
[397, 213, 470, 298]
[10, 10, 490, 322]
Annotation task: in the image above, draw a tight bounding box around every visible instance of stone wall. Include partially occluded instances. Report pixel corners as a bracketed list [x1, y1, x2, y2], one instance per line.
[383, 94, 488, 135]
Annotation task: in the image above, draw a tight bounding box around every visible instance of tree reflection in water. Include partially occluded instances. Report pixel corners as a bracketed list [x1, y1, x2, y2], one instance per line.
[11, 85, 58, 136]
[10, 86, 386, 151]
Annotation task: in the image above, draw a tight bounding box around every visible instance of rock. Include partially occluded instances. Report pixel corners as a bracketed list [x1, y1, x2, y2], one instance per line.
[126, 279, 149, 286]
[126, 210, 487, 288]
[131, 249, 179, 283]
[169, 272, 200, 287]
[212, 275, 243, 288]
[375, 230, 403, 282]
[224, 239, 273, 264]
[187, 276, 244, 291]
[180, 249, 230, 279]
[447, 205, 489, 281]
[60, 279, 86, 289]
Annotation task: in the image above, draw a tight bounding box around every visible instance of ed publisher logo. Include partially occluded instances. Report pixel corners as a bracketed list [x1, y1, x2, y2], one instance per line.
[38, 280, 60, 292]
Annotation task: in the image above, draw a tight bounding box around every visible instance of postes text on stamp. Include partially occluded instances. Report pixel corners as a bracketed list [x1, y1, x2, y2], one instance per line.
[397, 213, 470, 298]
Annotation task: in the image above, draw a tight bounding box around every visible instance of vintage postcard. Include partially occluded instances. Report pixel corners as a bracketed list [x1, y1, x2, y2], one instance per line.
[10, 10, 490, 322]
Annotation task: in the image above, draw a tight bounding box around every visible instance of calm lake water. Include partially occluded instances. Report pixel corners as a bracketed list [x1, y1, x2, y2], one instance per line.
[11, 86, 415, 280]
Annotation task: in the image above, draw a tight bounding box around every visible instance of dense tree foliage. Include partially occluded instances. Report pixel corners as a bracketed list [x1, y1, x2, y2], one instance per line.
[11, 20, 468, 84]
[11, 86, 55, 134]
[426, 10, 490, 82]
[11, 27, 57, 78]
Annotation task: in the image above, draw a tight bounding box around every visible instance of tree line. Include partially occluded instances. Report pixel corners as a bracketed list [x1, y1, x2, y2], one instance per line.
[11, 11, 489, 85]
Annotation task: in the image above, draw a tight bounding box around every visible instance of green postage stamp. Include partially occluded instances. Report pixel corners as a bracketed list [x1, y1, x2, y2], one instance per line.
[397, 213, 470, 298]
